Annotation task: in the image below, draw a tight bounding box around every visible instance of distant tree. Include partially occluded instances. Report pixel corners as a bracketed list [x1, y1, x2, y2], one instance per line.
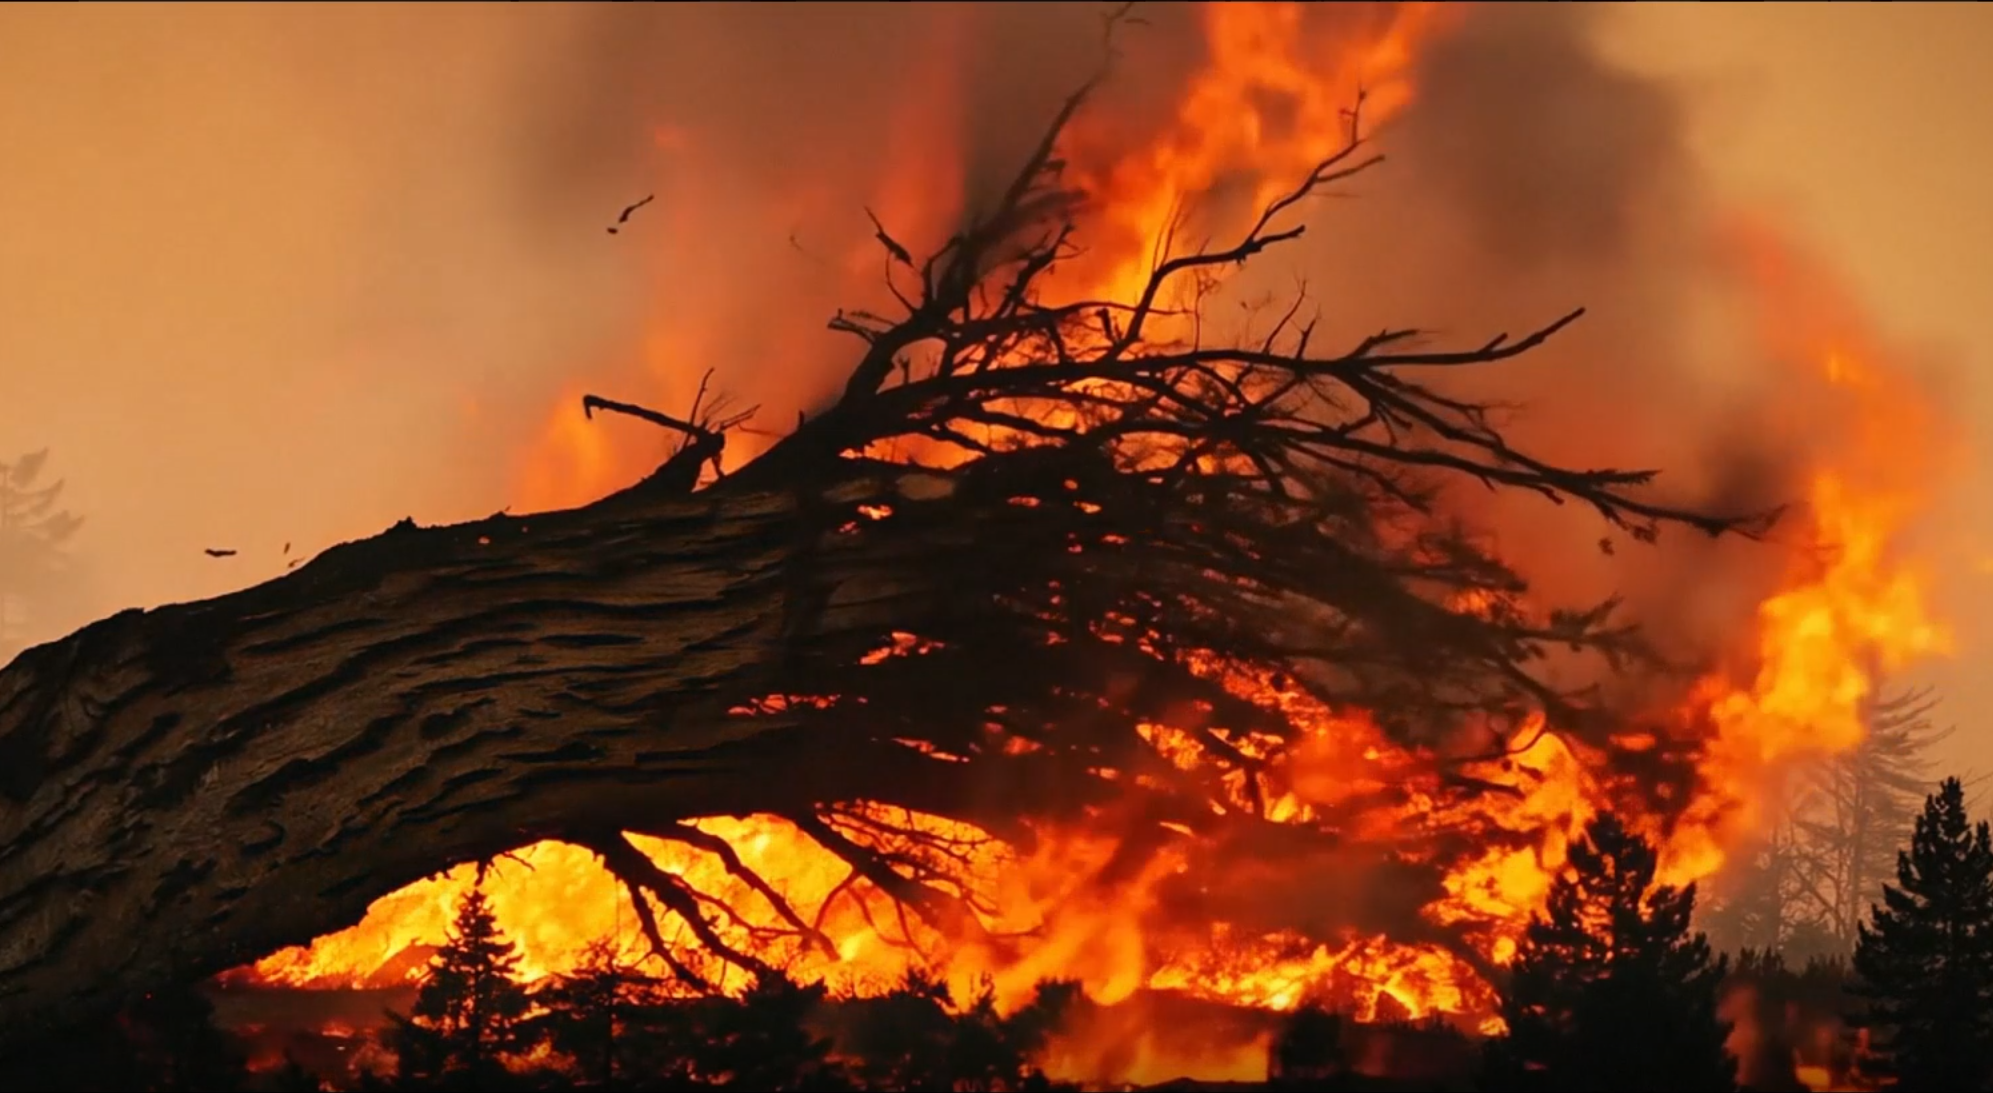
[0, 448, 84, 661]
[829, 969, 1074, 1091]
[1848, 776, 1993, 1090]
[253, 1053, 325, 1092]
[1805, 688, 1953, 947]
[681, 973, 853, 1091]
[388, 876, 535, 1090]
[532, 943, 620, 1088]
[1268, 1004, 1349, 1089]
[1482, 812, 1737, 1093]
[995, 978, 1084, 1080]
[529, 941, 691, 1090]
[1704, 687, 1953, 959]
[1703, 826, 1814, 957]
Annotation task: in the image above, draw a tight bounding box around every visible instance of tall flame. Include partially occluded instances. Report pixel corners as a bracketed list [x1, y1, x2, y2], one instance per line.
[235, 5, 1956, 1088]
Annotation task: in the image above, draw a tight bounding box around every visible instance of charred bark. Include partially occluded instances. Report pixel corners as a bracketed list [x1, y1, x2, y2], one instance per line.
[0, 461, 1146, 1041]
[0, 71, 1771, 1047]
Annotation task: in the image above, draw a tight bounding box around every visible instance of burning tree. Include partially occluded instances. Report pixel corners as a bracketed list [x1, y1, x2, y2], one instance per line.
[1802, 686, 1953, 948]
[1704, 686, 1952, 957]
[1481, 814, 1736, 1092]
[0, 73, 1768, 1052]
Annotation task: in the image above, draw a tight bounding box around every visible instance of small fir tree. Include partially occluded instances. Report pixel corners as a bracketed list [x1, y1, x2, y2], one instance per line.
[528, 940, 677, 1089]
[1268, 1004, 1349, 1089]
[389, 876, 534, 1090]
[1482, 812, 1737, 1092]
[684, 972, 852, 1090]
[1849, 775, 1993, 1090]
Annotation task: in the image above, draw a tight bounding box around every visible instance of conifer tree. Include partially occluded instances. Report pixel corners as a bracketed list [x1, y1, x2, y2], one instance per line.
[838, 970, 1072, 1091]
[529, 940, 680, 1090]
[1482, 812, 1737, 1092]
[1268, 1004, 1349, 1089]
[389, 877, 534, 1090]
[683, 973, 852, 1090]
[1806, 688, 1954, 946]
[1849, 776, 1993, 1090]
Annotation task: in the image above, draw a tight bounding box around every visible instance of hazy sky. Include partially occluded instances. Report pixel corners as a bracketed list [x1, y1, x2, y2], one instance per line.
[1, 3, 1989, 768]
[1602, 3, 1993, 774]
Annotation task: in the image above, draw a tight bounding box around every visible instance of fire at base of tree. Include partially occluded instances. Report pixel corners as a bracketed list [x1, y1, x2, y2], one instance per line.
[10, 791, 1993, 1093]
[0, 6, 1971, 1093]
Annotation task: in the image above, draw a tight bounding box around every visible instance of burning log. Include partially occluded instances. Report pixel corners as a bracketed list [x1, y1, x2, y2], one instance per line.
[0, 75, 1766, 1051]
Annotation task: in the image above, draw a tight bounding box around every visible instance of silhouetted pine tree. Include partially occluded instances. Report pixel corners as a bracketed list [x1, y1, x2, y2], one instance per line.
[1848, 776, 1993, 1090]
[837, 970, 1074, 1091]
[1268, 1005, 1350, 1090]
[388, 877, 535, 1090]
[528, 941, 689, 1090]
[682, 973, 853, 1090]
[1481, 813, 1737, 1093]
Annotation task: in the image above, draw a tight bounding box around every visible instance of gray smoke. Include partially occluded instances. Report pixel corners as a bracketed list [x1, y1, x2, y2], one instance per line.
[0, 2, 1821, 713]
[1287, 2, 1810, 677]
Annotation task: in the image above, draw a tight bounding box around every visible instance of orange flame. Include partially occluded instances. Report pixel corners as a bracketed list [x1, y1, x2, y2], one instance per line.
[233, 3, 1957, 1086]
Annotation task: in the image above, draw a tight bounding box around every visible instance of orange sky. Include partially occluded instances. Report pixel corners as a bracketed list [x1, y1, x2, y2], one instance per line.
[1602, 3, 1993, 777]
[0, 2, 1988, 771]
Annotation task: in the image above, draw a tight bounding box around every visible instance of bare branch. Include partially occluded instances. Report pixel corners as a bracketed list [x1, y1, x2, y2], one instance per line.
[582, 394, 712, 442]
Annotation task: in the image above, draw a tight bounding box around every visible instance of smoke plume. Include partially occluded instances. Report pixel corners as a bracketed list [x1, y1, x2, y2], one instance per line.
[0, 3, 1815, 668]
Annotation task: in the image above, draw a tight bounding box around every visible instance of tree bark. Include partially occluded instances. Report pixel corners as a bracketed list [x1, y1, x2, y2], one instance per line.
[0, 71, 1766, 1050]
[0, 465, 1018, 1045]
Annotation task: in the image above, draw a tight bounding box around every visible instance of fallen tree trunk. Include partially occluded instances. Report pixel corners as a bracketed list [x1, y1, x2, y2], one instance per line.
[0, 468, 941, 1039]
[0, 74, 1762, 1050]
[0, 446, 1255, 1042]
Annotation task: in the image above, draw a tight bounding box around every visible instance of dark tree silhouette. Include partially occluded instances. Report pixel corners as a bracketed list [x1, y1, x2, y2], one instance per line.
[124, 984, 254, 1092]
[669, 974, 852, 1091]
[527, 956, 840, 1090]
[528, 941, 658, 1089]
[1807, 687, 1953, 947]
[832, 970, 1073, 1092]
[0, 448, 83, 663]
[1848, 776, 1993, 1090]
[1723, 950, 1808, 1093]
[1482, 813, 1737, 1092]
[0, 979, 250, 1092]
[0, 59, 1769, 1045]
[388, 878, 535, 1090]
[1268, 1004, 1349, 1089]
[255, 1054, 326, 1093]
